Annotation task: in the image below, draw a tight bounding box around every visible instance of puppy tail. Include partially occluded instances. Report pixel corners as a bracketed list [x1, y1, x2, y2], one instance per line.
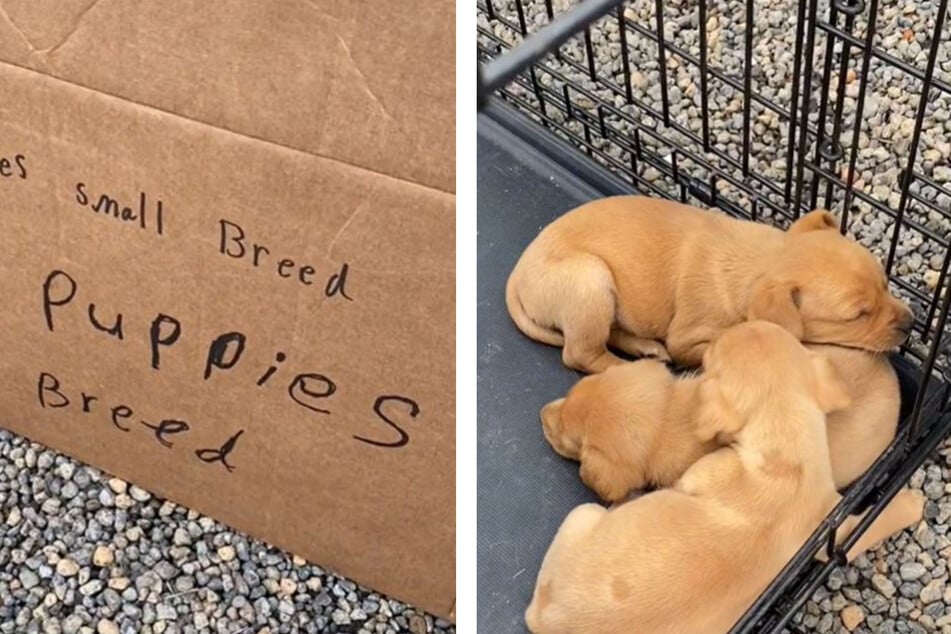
[506, 271, 565, 346]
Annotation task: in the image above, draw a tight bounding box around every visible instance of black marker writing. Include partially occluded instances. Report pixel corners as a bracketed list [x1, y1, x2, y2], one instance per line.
[111, 405, 133, 432]
[203, 331, 247, 380]
[288, 373, 336, 414]
[354, 395, 420, 449]
[195, 430, 244, 472]
[141, 419, 191, 448]
[218, 219, 354, 298]
[37, 372, 70, 408]
[0, 154, 27, 179]
[74, 184, 165, 236]
[256, 352, 286, 386]
[81, 392, 97, 412]
[325, 262, 353, 301]
[42, 270, 78, 332]
[87, 304, 124, 340]
[150, 314, 182, 370]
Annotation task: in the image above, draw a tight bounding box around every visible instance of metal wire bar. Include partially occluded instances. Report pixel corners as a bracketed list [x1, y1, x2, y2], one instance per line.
[616, 5, 634, 104]
[912, 255, 951, 436]
[809, 2, 841, 209]
[814, 19, 951, 96]
[583, 24, 598, 81]
[784, 0, 810, 202]
[514, 0, 529, 35]
[819, 11, 857, 211]
[884, 0, 950, 276]
[483, 34, 800, 207]
[654, 0, 671, 126]
[792, 0, 822, 217]
[841, 0, 880, 217]
[741, 0, 754, 178]
[697, 0, 711, 151]
[477, 0, 627, 103]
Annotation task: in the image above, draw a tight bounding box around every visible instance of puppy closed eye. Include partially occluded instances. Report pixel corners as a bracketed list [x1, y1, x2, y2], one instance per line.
[851, 309, 871, 321]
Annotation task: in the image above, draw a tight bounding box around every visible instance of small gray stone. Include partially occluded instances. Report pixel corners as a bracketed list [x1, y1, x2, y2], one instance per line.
[919, 578, 944, 604]
[332, 609, 352, 625]
[899, 562, 927, 581]
[172, 528, 190, 547]
[62, 615, 83, 634]
[872, 574, 897, 598]
[924, 480, 944, 500]
[153, 561, 177, 581]
[97, 489, 115, 507]
[56, 558, 80, 578]
[79, 580, 104, 596]
[19, 569, 40, 590]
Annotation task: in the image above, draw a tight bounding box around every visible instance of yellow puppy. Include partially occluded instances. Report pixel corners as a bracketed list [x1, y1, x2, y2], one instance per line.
[507, 196, 913, 372]
[525, 322, 923, 634]
[541, 345, 899, 502]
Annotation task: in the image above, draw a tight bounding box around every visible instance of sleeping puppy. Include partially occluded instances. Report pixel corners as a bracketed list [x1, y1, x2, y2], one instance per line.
[525, 322, 924, 634]
[506, 196, 913, 372]
[541, 345, 899, 502]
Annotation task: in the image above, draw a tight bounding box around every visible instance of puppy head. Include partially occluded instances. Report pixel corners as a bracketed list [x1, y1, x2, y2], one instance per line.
[542, 361, 673, 501]
[542, 361, 670, 457]
[747, 210, 913, 351]
[542, 392, 633, 502]
[696, 322, 852, 441]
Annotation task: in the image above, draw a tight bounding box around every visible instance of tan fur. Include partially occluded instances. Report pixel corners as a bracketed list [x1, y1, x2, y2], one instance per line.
[542, 345, 899, 500]
[507, 196, 914, 372]
[526, 323, 923, 634]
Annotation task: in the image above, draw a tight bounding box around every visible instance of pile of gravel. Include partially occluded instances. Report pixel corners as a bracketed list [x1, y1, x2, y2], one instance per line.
[0, 429, 454, 634]
[798, 446, 951, 633]
[478, 0, 951, 631]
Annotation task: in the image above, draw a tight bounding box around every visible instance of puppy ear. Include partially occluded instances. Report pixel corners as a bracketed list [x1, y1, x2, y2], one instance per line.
[579, 446, 630, 503]
[694, 378, 744, 443]
[540, 398, 565, 430]
[541, 397, 580, 459]
[789, 209, 839, 234]
[810, 353, 852, 413]
[747, 279, 805, 340]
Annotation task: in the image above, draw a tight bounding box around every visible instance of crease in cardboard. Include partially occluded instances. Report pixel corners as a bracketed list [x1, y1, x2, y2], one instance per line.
[335, 34, 394, 123]
[0, 0, 102, 62]
[43, 0, 105, 58]
[326, 183, 381, 260]
[0, 2, 44, 64]
[299, 0, 340, 26]
[0, 59, 453, 197]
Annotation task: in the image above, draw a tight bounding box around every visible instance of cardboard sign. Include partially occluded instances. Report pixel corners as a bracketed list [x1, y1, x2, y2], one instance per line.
[0, 0, 454, 619]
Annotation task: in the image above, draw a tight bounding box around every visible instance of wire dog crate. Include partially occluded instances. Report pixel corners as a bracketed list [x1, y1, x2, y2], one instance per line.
[478, 0, 951, 630]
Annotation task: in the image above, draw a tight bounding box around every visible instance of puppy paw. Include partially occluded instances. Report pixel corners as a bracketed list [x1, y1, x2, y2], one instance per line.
[629, 340, 672, 362]
[607, 332, 671, 362]
[898, 488, 927, 523]
[641, 343, 672, 363]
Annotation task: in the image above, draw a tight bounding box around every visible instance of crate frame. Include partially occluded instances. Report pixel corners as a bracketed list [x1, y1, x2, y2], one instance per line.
[477, 0, 951, 630]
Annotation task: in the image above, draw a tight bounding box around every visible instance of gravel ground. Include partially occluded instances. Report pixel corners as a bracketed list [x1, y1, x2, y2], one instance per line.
[478, 0, 951, 631]
[0, 429, 454, 634]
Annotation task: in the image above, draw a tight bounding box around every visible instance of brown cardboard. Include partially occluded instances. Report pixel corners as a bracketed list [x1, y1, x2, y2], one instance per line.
[0, 0, 454, 194]
[0, 0, 454, 619]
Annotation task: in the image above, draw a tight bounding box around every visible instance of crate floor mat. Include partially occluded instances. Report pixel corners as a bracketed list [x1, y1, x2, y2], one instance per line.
[475, 109, 932, 633]
[477, 113, 606, 632]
